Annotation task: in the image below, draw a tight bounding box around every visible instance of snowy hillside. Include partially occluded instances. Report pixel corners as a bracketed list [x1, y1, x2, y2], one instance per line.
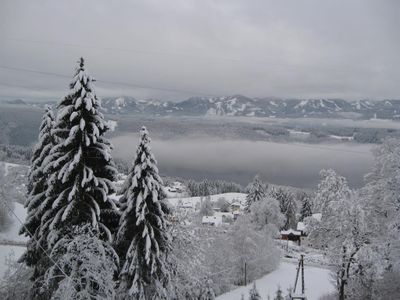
[216, 261, 334, 300]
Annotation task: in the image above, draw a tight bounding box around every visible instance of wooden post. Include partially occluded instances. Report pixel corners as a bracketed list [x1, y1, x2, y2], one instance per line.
[301, 254, 305, 295]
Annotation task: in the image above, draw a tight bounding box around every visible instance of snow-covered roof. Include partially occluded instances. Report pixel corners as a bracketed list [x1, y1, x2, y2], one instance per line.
[312, 213, 322, 222]
[280, 229, 301, 236]
[297, 221, 305, 231]
[202, 215, 223, 226]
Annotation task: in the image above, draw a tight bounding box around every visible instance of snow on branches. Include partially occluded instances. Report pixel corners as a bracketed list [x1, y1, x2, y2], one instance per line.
[41, 57, 119, 245]
[116, 126, 171, 299]
[19, 59, 119, 295]
[20, 106, 55, 266]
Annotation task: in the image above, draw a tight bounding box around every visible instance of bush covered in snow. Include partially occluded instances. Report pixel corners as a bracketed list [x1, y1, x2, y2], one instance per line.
[0, 251, 33, 300]
[44, 225, 118, 300]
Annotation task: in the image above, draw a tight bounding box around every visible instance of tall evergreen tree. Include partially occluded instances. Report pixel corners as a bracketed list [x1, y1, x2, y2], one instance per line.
[271, 188, 296, 230]
[245, 175, 267, 212]
[116, 126, 171, 299]
[32, 58, 119, 260]
[19, 106, 55, 266]
[24, 58, 119, 297]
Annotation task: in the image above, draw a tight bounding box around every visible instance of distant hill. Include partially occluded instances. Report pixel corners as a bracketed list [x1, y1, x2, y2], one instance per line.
[5, 95, 400, 119]
[5, 99, 27, 105]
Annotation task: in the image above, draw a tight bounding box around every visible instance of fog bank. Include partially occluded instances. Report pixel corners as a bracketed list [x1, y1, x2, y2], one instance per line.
[111, 135, 374, 188]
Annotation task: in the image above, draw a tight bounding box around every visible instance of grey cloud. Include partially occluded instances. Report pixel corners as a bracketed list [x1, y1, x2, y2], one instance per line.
[0, 0, 399, 101]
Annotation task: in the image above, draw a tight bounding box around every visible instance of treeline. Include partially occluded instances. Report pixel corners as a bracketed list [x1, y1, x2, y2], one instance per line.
[305, 126, 400, 143]
[0, 144, 31, 164]
[186, 178, 244, 196]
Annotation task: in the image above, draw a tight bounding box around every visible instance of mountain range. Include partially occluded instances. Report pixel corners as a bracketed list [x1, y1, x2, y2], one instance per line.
[100, 95, 400, 119]
[5, 95, 400, 119]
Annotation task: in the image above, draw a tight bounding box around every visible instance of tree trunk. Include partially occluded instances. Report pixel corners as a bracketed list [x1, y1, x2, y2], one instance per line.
[338, 246, 347, 300]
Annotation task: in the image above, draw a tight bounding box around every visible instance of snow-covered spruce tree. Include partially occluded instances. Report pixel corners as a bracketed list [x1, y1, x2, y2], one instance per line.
[116, 126, 171, 299]
[271, 188, 296, 230]
[19, 106, 55, 266]
[248, 282, 261, 300]
[40, 58, 119, 243]
[298, 192, 312, 221]
[26, 58, 119, 297]
[245, 175, 267, 212]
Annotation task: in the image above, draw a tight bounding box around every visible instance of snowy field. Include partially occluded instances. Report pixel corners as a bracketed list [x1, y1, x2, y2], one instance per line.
[216, 261, 334, 300]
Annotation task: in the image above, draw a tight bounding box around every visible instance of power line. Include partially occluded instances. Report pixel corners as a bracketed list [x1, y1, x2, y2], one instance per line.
[0, 65, 70, 79]
[0, 81, 49, 91]
[0, 65, 218, 97]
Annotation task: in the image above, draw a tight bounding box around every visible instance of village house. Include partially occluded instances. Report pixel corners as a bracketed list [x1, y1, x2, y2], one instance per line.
[280, 228, 302, 245]
[202, 212, 235, 226]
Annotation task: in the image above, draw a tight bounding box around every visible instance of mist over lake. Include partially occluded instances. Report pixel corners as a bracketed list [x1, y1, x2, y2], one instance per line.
[111, 135, 374, 188]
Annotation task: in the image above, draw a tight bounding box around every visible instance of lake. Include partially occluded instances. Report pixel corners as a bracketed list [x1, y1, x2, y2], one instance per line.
[111, 135, 374, 188]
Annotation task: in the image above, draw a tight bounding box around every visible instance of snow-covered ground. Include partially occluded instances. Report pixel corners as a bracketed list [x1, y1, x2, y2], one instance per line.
[216, 261, 334, 300]
[0, 202, 28, 281]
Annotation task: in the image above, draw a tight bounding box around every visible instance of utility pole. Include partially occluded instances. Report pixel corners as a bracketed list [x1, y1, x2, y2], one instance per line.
[291, 254, 307, 300]
[244, 261, 247, 286]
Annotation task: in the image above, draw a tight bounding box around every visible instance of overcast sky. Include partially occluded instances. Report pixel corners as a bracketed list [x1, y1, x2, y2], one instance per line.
[0, 0, 399, 101]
